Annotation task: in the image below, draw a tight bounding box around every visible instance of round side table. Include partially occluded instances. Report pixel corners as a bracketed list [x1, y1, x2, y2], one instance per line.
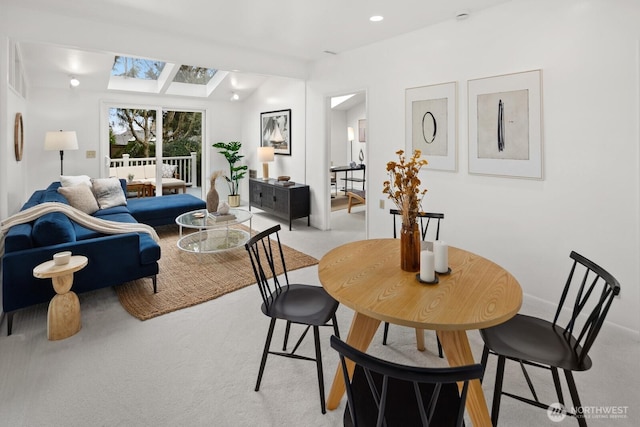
[33, 255, 88, 340]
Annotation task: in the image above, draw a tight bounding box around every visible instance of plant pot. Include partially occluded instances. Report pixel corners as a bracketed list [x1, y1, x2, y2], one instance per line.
[228, 195, 240, 207]
[400, 222, 420, 272]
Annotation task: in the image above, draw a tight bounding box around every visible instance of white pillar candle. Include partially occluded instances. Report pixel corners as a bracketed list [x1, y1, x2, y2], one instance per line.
[420, 250, 435, 282]
[434, 240, 449, 273]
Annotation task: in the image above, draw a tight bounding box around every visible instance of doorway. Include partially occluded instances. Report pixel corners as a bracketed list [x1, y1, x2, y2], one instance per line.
[327, 90, 367, 232]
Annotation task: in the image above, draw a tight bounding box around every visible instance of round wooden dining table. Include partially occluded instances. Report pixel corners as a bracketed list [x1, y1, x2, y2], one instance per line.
[318, 239, 522, 427]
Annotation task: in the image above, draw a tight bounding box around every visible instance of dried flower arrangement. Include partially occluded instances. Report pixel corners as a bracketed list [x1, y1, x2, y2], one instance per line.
[382, 149, 429, 228]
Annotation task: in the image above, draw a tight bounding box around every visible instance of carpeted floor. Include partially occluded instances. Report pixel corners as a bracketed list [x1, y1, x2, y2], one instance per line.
[115, 225, 318, 320]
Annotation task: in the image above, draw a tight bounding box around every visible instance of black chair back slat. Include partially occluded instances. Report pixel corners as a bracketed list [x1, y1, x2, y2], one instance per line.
[390, 209, 444, 242]
[245, 225, 290, 311]
[551, 250, 621, 367]
[481, 250, 621, 425]
[331, 336, 483, 427]
[245, 224, 340, 414]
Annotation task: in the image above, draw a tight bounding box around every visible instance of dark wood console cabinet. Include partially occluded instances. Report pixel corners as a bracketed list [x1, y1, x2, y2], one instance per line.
[249, 178, 310, 230]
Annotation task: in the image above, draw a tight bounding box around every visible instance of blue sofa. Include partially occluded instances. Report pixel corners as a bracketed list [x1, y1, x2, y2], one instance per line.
[2, 180, 205, 334]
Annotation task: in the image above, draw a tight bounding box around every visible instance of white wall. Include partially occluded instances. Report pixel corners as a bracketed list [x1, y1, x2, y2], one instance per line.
[1, 36, 29, 217]
[240, 76, 306, 200]
[306, 0, 640, 332]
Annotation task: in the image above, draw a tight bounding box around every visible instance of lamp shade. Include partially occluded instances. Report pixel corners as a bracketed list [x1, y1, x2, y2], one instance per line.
[44, 131, 79, 151]
[347, 127, 355, 142]
[257, 146, 275, 162]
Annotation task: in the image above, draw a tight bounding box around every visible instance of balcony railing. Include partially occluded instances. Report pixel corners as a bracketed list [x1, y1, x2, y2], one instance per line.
[108, 152, 198, 187]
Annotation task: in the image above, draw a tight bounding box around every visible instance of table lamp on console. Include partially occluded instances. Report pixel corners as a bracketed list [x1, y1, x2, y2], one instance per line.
[257, 146, 275, 180]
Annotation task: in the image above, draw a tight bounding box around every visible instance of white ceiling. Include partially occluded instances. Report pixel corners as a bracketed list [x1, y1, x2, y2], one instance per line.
[9, 0, 511, 101]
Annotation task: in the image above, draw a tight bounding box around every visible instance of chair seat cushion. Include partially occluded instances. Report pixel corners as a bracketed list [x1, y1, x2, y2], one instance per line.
[261, 284, 339, 326]
[480, 314, 592, 371]
[344, 365, 461, 427]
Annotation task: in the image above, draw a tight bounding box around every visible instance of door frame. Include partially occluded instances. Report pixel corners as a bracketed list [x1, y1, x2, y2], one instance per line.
[324, 88, 368, 231]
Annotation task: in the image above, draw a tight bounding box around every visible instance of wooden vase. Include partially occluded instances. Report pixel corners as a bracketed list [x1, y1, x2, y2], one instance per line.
[400, 222, 420, 272]
[206, 187, 219, 213]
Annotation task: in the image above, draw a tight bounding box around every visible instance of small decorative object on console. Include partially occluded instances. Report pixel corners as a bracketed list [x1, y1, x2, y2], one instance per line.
[53, 251, 72, 266]
[217, 201, 230, 214]
[277, 176, 290, 181]
[211, 212, 236, 222]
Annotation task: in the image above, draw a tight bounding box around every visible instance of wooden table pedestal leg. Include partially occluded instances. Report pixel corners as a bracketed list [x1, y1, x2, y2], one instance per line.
[48, 273, 81, 340]
[438, 330, 492, 427]
[326, 312, 380, 410]
[415, 328, 425, 351]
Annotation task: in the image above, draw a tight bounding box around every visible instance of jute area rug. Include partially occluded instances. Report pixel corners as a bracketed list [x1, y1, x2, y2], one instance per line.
[115, 225, 318, 320]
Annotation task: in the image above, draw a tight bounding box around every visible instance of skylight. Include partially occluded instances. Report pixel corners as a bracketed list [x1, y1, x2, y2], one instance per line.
[108, 55, 227, 98]
[172, 65, 217, 85]
[112, 56, 165, 80]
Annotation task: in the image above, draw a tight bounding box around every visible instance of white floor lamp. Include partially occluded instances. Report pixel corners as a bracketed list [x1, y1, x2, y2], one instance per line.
[45, 130, 78, 175]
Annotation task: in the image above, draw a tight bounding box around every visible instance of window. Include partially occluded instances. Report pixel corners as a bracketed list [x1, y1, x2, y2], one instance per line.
[108, 55, 225, 98]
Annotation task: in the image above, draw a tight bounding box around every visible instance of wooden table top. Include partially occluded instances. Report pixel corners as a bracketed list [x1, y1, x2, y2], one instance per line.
[318, 239, 522, 331]
[33, 255, 88, 279]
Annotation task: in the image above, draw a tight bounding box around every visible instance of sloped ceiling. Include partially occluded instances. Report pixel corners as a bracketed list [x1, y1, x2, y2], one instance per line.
[5, 0, 511, 100]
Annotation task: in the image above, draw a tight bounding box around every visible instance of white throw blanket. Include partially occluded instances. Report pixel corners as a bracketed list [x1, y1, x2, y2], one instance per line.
[0, 202, 159, 257]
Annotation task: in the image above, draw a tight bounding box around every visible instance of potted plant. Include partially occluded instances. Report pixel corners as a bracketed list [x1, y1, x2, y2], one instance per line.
[212, 141, 248, 207]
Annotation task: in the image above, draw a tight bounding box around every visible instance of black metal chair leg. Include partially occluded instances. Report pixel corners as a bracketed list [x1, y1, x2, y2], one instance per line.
[491, 355, 506, 426]
[480, 345, 490, 384]
[551, 367, 565, 406]
[283, 320, 291, 351]
[382, 322, 390, 345]
[436, 336, 443, 358]
[152, 275, 157, 293]
[6, 312, 14, 336]
[313, 326, 326, 414]
[255, 318, 277, 392]
[332, 314, 340, 339]
[564, 370, 587, 427]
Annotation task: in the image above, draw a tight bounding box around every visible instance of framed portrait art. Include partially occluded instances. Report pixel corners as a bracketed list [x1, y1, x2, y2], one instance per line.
[260, 109, 291, 155]
[468, 69, 543, 179]
[405, 82, 457, 172]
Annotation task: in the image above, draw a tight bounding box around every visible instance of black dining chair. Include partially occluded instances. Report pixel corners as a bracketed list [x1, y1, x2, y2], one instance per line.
[245, 224, 340, 414]
[384, 209, 444, 358]
[331, 335, 483, 427]
[480, 251, 621, 426]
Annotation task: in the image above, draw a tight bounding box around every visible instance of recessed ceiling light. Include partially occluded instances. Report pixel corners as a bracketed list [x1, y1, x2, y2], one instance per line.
[69, 76, 80, 87]
[369, 15, 384, 22]
[230, 92, 239, 101]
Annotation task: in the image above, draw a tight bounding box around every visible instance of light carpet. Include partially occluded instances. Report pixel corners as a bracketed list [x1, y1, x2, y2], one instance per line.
[115, 225, 318, 320]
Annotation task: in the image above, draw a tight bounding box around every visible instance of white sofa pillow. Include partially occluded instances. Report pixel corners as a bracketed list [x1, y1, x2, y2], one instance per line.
[60, 175, 92, 187]
[58, 185, 99, 214]
[161, 163, 177, 178]
[91, 177, 127, 209]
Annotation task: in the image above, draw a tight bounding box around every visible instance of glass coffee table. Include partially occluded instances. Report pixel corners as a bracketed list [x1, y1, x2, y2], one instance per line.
[175, 208, 253, 254]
